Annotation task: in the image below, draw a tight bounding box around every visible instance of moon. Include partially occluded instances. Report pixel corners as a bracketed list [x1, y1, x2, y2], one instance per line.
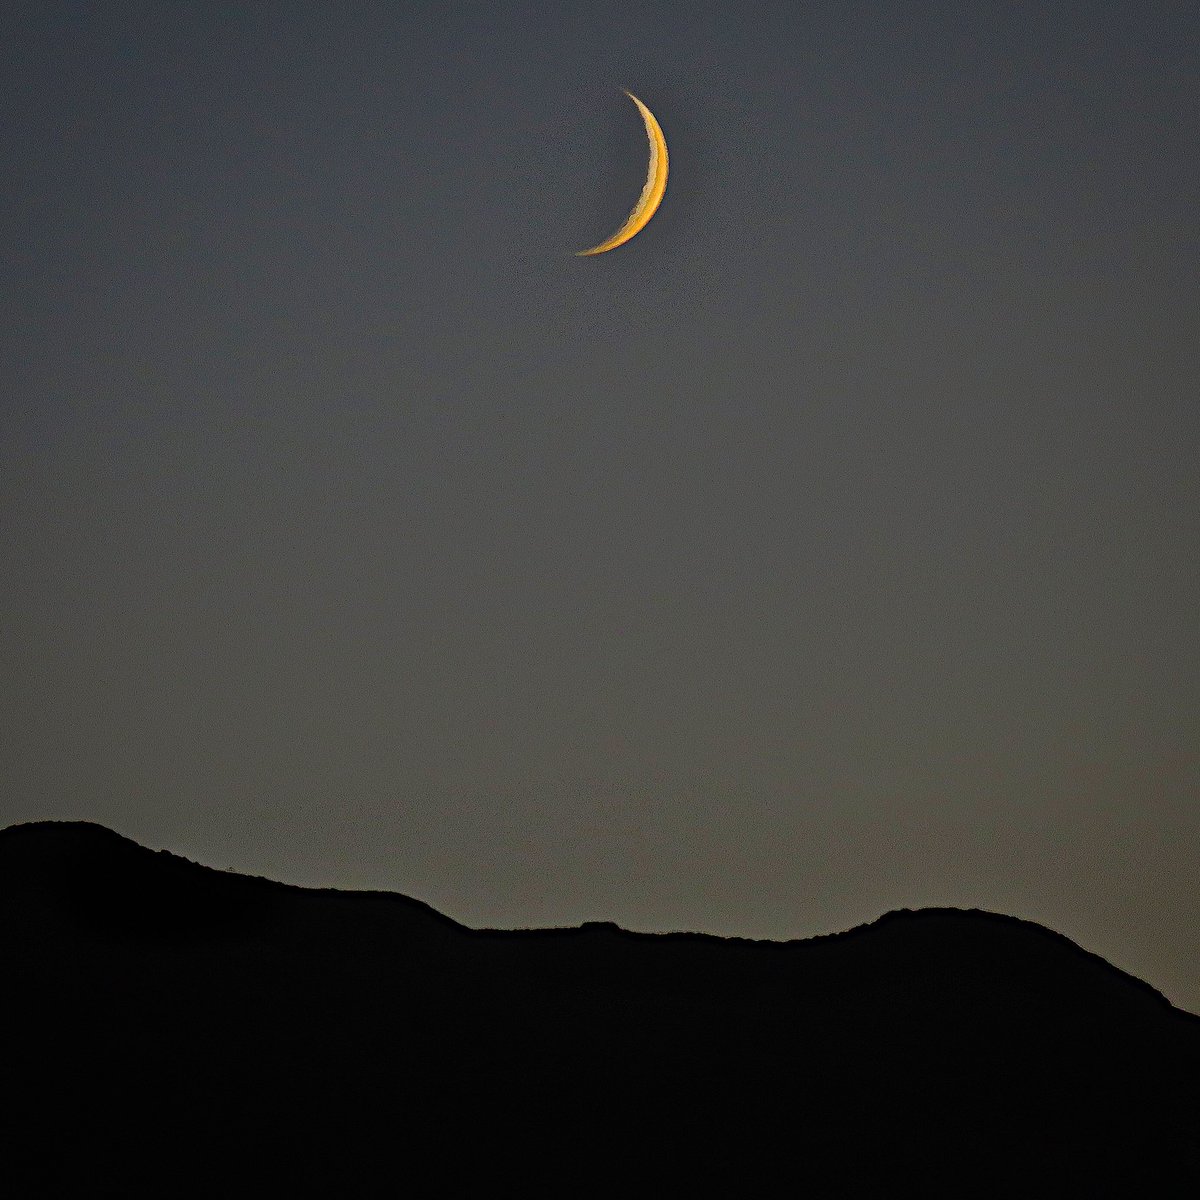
[577, 91, 669, 256]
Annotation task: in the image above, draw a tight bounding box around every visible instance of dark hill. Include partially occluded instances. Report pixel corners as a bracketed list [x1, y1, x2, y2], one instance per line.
[4, 820, 1198, 1195]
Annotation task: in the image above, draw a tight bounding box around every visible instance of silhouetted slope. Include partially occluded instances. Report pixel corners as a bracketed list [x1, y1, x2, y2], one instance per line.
[4, 820, 1198, 1195]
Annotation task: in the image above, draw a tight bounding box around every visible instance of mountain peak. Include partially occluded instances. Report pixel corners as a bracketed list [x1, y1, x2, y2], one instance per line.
[6, 819, 1199, 1192]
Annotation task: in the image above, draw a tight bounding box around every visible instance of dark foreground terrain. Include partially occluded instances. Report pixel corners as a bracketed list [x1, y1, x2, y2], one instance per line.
[4, 820, 1198, 1194]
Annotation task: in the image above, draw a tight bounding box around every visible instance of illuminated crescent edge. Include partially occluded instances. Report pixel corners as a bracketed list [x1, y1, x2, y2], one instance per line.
[576, 91, 668, 256]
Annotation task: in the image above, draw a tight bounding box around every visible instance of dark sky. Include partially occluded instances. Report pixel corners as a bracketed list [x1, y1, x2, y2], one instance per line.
[3, 2, 1198, 1007]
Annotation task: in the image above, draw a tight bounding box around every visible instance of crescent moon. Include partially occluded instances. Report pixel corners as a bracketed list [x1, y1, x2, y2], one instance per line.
[577, 91, 668, 256]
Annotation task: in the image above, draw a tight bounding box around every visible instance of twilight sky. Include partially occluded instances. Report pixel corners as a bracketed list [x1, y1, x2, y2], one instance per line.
[3, 1, 1198, 1008]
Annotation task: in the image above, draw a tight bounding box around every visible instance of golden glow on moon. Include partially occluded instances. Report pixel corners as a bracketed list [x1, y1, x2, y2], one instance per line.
[577, 91, 668, 256]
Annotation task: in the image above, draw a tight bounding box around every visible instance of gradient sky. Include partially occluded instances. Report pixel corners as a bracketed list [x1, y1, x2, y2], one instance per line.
[3, 1, 1198, 1008]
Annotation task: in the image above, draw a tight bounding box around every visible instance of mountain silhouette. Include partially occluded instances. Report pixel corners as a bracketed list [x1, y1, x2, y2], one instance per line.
[5, 820, 1198, 1195]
